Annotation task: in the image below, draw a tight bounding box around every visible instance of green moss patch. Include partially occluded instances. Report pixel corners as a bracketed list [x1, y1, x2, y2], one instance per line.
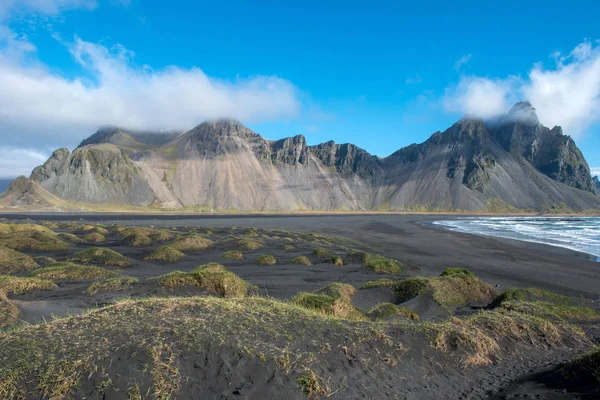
[221, 250, 244, 260]
[290, 256, 312, 265]
[347, 252, 402, 274]
[31, 263, 116, 281]
[256, 254, 276, 266]
[145, 246, 185, 263]
[71, 248, 131, 268]
[0, 247, 38, 274]
[87, 277, 138, 295]
[367, 303, 419, 321]
[0, 275, 57, 294]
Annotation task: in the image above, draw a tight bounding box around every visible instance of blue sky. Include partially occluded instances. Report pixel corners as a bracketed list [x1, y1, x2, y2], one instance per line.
[0, 0, 600, 177]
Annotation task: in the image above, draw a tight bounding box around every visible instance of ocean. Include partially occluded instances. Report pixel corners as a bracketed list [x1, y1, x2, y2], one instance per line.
[433, 217, 600, 260]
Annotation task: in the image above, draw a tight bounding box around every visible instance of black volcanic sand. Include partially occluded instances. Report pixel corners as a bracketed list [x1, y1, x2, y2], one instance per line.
[0, 213, 599, 399]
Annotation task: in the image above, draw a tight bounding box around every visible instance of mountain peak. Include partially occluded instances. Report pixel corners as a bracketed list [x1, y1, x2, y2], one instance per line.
[507, 101, 539, 125]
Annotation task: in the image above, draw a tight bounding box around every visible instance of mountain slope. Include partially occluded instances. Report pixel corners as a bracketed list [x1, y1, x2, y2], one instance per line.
[8, 103, 600, 212]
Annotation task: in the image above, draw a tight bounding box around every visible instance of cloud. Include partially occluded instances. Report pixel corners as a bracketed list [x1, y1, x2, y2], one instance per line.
[0, 0, 96, 17]
[0, 36, 301, 147]
[454, 54, 472, 71]
[442, 40, 600, 137]
[442, 76, 519, 119]
[590, 167, 600, 178]
[0, 147, 50, 178]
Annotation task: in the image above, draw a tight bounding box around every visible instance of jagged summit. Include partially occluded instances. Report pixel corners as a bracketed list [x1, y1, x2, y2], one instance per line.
[4, 102, 599, 211]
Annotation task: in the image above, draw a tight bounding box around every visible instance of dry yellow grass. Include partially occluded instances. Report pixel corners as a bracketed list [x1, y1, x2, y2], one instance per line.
[0, 275, 57, 294]
[0, 247, 38, 274]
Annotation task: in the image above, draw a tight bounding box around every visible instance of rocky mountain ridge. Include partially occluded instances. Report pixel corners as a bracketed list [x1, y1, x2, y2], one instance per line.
[3, 102, 600, 211]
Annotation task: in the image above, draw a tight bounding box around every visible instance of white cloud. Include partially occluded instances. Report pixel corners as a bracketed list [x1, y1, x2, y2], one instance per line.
[590, 167, 600, 177]
[442, 76, 518, 118]
[0, 0, 96, 17]
[0, 36, 301, 145]
[0, 147, 50, 178]
[454, 54, 472, 71]
[443, 40, 600, 137]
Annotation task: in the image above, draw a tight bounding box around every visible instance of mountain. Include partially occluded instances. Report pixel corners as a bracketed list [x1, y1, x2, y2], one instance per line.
[593, 176, 600, 195]
[6, 102, 600, 212]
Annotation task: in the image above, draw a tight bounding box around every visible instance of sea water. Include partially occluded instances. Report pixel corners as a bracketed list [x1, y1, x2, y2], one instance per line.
[433, 217, 600, 259]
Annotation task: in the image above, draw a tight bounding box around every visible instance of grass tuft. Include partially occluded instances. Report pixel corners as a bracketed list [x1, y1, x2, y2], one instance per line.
[440, 268, 475, 277]
[347, 251, 403, 274]
[31, 263, 116, 281]
[492, 288, 572, 307]
[367, 303, 419, 321]
[0, 275, 57, 294]
[312, 248, 330, 257]
[0, 224, 70, 252]
[145, 246, 185, 263]
[83, 232, 105, 243]
[155, 264, 255, 297]
[86, 277, 138, 295]
[237, 238, 263, 251]
[290, 256, 312, 265]
[256, 254, 276, 266]
[221, 250, 244, 260]
[71, 248, 131, 268]
[168, 235, 213, 252]
[0, 247, 38, 274]
[330, 256, 344, 266]
[293, 282, 365, 321]
[359, 279, 395, 290]
[122, 232, 152, 247]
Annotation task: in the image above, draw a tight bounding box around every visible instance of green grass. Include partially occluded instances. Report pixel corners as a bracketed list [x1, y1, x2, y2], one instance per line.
[71, 248, 131, 268]
[359, 279, 395, 290]
[86, 277, 138, 295]
[256, 254, 276, 266]
[559, 346, 600, 385]
[312, 248, 330, 257]
[122, 232, 152, 247]
[0, 224, 70, 252]
[283, 245, 295, 252]
[33, 257, 56, 267]
[293, 282, 365, 321]
[221, 250, 244, 260]
[0, 291, 18, 329]
[492, 288, 572, 307]
[290, 256, 312, 265]
[113, 226, 174, 242]
[57, 233, 84, 243]
[237, 238, 263, 251]
[297, 368, 327, 396]
[168, 235, 213, 252]
[500, 300, 599, 323]
[30, 263, 116, 281]
[0, 247, 38, 274]
[83, 232, 105, 243]
[145, 245, 185, 263]
[155, 263, 255, 297]
[0, 275, 57, 294]
[440, 268, 475, 277]
[330, 256, 343, 266]
[347, 252, 403, 274]
[392, 275, 496, 310]
[367, 303, 419, 321]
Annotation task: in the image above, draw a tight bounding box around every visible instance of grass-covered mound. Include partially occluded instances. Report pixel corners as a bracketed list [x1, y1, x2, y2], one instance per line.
[30, 263, 116, 281]
[312, 248, 330, 257]
[556, 347, 600, 390]
[33, 256, 56, 267]
[330, 256, 343, 266]
[113, 226, 174, 242]
[347, 252, 402, 274]
[144, 246, 185, 263]
[293, 283, 366, 321]
[238, 237, 263, 251]
[221, 250, 244, 260]
[122, 232, 152, 247]
[57, 233, 84, 243]
[367, 303, 420, 321]
[86, 277, 138, 295]
[0, 275, 56, 294]
[393, 273, 495, 310]
[256, 254, 276, 265]
[0, 295, 587, 398]
[290, 256, 312, 265]
[0, 247, 38, 274]
[492, 287, 571, 307]
[73, 225, 108, 235]
[168, 235, 213, 252]
[71, 248, 131, 268]
[155, 263, 255, 298]
[0, 224, 70, 252]
[83, 232, 105, 243]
